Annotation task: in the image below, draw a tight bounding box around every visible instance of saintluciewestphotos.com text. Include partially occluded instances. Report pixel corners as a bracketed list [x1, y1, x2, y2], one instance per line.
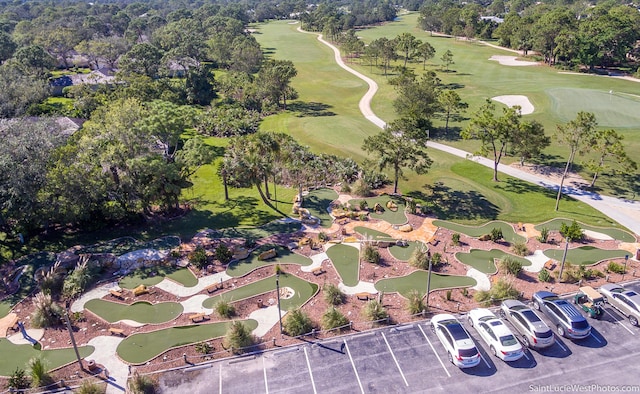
[530, 384, 640, 392]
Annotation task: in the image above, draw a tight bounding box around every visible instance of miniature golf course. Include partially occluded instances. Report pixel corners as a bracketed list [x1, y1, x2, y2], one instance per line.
[226, 244, 313, 277]
[84, 300, 183, 324]
[349, 195, 407, 225]
[116, 319, 258, 364]
[388, 241, 420, 261]
[433, 220, 526, 244]
[543, 246, 629, 266]
[325, 243, 360, 286]
[302, 188, 338, 226]
[354, 227, 394, 241]
[534, 219, 636, 242]
[375, 271, 476, 298]
[119, 266, 198, 289]
[202, 274, 318, 311]
[0, 339, 94, 376]
[455, 249, 531, 274]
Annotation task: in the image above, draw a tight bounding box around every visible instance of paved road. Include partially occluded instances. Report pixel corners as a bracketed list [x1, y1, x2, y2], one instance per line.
[307, 30, 640, 236]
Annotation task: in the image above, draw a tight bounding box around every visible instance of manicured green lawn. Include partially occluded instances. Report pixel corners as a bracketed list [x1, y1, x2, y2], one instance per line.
[0, 339, 94, 376]
[375, 271, 476, 298]
[535, 219, 636, 242]
[214, 219, 301, 241]
[349, 195, 407, 225]
[301, 188, 338, 226]
[354, 226, 393, 241]
[455, 249, 531, 274]
[116, 319, 258, 364]
[119, 267, 197, 289]
[388, 241, 420, 261]
[202, 274, 318, 311]
[543, 247, 629, 266]
[325, 243, 360, 286]
[226, 244, 312, 277]
[84, 300, 183, 324]
[434, 220, 526, 244]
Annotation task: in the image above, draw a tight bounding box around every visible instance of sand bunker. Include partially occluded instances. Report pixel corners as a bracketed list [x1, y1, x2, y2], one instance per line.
[489, 55, 539, 66]
[492, 95, 534, 115]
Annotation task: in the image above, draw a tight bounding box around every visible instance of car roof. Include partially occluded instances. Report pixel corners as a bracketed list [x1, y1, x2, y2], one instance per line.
[554, 300, 586, 320]
[470, 308, 495, 320]
[623, 291, 640, 305]
[431, 313, 457, 324]
[441, 320, 471, 340]
[486, 319, 513, 337]
[502, 299, 526, 309]
[534, 290, 558, 300]
[600, 283, 624, 293]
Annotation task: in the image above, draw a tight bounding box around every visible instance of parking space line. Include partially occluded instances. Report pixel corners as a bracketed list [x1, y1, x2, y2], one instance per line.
[479, 353, 491, 369]
[603, 308, 635, 335]
[522, 351, 529, 361]
[555, 338, 568, 352]
[343, 339, 365, 394]
[381, 332, 409, 387]
[263, 357, 270, 394]
[219, 363, 222, 394]
[590, 332, 602, 343]
[418, 324, 451, 378]
[303, 347, 318, 394]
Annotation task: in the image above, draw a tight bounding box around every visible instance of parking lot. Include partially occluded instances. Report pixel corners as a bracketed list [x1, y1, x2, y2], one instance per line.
[158, 281, 640, 393]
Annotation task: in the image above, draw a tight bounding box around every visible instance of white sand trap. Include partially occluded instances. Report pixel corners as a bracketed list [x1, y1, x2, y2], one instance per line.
[489, 55, 539, 66]
[492, 95, 534, 115]
[583, 230, 614, 241]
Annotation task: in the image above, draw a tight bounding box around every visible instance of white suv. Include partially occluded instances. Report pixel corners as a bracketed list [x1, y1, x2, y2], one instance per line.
[431, 314, 481, 368]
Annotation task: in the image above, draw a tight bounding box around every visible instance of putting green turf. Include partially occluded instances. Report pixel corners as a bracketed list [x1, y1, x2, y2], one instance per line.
[547, 88, 640, 127]
[302, 188, 338, 226]
[116, 319, 258, 364]
[349, 195, 407, 225]
[535, 219, 636, 242]
[226, 244, 312, 277]
[388, 241, 420, 261]
[0, 339, 94, 376]
[455, 249, 531, 274]
[375, 271, 476, 298]
[325, 243, 360, 286]
[202, 274, 318, 311]
[119, 267, 198, 289]
[354, 227, 393, 241]
[543, 246, 629, 266]
[84, 299, 183, 324]
[433, 220, 526, 244]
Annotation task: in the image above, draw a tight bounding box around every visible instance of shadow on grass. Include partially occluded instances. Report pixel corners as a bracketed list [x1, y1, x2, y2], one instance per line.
[289, 101, 336, 117]
[407, 182, 499, 221]
[431, 125, 464, 141]
[494, 177, 557, 199]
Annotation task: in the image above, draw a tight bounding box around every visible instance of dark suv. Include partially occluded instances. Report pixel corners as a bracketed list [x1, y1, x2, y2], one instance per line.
[533, 291, 591, 339]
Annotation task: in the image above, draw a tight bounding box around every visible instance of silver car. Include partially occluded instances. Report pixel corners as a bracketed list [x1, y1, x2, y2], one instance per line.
[500, 299, 555, 349]
[599, 284, 640, 326]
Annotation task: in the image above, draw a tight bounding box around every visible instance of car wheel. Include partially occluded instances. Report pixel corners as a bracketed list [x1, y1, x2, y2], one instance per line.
[490, 345, 497, 357]
[468, 316, 474, 327]
[499, 310, 506, 319]
[557, 325, 565, 337]
[431, 324, 436, 333]
[630, 316, 639, 327]
[533, 301, 541, 310]
[522, 336, 530, 348]
[448, 352, 454, 365]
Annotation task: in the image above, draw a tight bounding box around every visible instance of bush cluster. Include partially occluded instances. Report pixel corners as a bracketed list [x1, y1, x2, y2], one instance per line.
[362, 300, 388, 324]
[607, 261, 626, 274]
[283, 309, 314, 336]
[511, 241, 529, 256]
[405, 290, 425, 315]
[323, 284, 345, 305]
[474, 278, 520, 307]
[499, 257, 523, 277]
[321, 307, 349, 331]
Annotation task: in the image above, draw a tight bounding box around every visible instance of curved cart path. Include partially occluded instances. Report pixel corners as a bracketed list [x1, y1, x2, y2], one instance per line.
[301, 29, 640, 236]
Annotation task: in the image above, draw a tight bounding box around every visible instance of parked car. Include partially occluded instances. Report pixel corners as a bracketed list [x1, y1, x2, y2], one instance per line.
[467, 308, 524, 362]
[599, 284, 640, 326]
[533, 291, 591, 339]
[431, 313, 481, 368]
[500, 300, 555, 349]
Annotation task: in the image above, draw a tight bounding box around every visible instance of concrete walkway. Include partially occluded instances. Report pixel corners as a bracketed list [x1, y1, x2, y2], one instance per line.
[467, 268, 490, 292]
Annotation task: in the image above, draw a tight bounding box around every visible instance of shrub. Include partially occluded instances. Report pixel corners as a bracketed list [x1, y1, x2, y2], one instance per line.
[318, 232, 329, 242]
[538, 269, 552, 283]
[561, 262, 578, 282]
[405, 199, 417, 214]
[445, 289, 453, 301]
[28, 358, 53, 388]
[358, 200, 368, 211]
[408, 246, 430, 270]
[362, 242, 381, 264]
[274, 264, 285, 275]
[451, 233, 460, 246]
[359, 213, 368, 221]
[511, 241, 529, 257]
[607, 261, 626, 274]
[128, 373, 158, 394]
[352, 178, 371, 197]
[323, 284, 345, 305]
[188, 246, 208, 269]
[283, 309, 314, 336]
[474, 278, 520, 307]
[215, 244, 233, 264]
[223, 321, 256, 354]
[195, 342, 213, 354]
[406, 290, 425, 315]
[7, 368, 30, 391]
[499, 256, 523, 277]
[31, 292, 63, 328]
[432, 252, 442, 265]
[560, 220, 584, 242]
[62, 258, 94, 299]
[537, 227, 550, 243]
[39, 265, 63, 295]
[321, 307, 350, 331]
[77, 380, 105, 394]
[362, 300, 389, 324]
[462, 287, 469, 297]
[215, 300, 235, 319]
[489, 228, 503, 242]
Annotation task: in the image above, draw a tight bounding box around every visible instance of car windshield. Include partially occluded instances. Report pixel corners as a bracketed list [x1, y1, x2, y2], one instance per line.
[459, 347, 478, 358]
[535, 329, 553, 338]
[571, 320, 589, 330]
[446, 323, 470, 340]
[500, 335, 518, 346]
[521, 310, 541, 322]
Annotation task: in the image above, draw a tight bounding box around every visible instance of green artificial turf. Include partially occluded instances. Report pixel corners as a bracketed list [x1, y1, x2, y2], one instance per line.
[354, 226, 394, 241]
[349, 195, 408, 225]
[325, 243, 360, 286]
[543, 246, 629, 266]
[119, 267, 197, 289]
[202, 274, 318, 311]
[0, 339, 94, 377]
[433, 220, 526, 244]
[375, 271, 476, 298]
[226, 244, 312, 277]
[535, 219, 636, 242]
[455, 249, 531, 274]
[301, 188, 338, 226]
[388, 241, 421, 261]
[84, 300, 183, 324]
[116, 319, 258, 364]
[214, 219, 301, 242]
